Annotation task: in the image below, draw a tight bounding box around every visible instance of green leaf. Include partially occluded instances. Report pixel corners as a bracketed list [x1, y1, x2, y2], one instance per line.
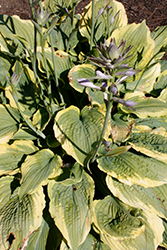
[37, 49, 74, 78]
[110, 21, 154, 69]
[55, 162, 83, 186]
[106, 176, 167, 220]
[32, 108, 50, 131]
[48, 171, 94, 250]
[0, 140, 38, 175]
[135, 116, 167, 130]
[0, 55, 11, 87]
[126, 62, 161, 93]
[0, 15, 40, 56]
[0, 176, 14, 208]
[80, 0, 127, 43]
[151, 25, 167, 60]
[44, 0, 81, 12]
[129, 126, 167, 163]
[154, 69, 167, 90]
[51, 16, 79, 51]
[120, 91, 167, 118]
[0, 186, 45, 250]
[110, 113, 135, 143]
[100, 208, 164, 250]
[93, 196, 145, 240]
[19, 149, 62, 199]
[68, 64, 96, 93]
[26, 219, 49, 250]
[60, 233, 111, 250]
[98, 149, 167, 187]
[54, 105, 107, 165]
[0, 105, 20, 143]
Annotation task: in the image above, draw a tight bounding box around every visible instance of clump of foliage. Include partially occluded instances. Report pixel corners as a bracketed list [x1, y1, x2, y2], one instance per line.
[1, 0, 167, 249]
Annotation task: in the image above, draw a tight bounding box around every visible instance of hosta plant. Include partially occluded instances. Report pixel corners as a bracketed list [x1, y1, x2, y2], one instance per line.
[1, 0, 167, 249]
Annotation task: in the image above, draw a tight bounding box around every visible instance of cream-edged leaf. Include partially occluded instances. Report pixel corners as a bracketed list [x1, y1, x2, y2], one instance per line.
[0, 187, 45, 250]
[48, 171, 94, 250]
[19, 149, 62, 199]
[0, 140, 38, 175]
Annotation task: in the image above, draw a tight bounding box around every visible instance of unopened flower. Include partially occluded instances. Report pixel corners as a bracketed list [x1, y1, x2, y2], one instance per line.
[77, 78, 101, 90]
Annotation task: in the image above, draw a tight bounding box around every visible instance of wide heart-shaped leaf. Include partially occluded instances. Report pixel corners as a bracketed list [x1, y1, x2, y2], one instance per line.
[98, 148, 167, 187]
[106, 176, 167, 220]
[19, 149, 62, 199]
[0, 140, 38, 175]
[68, 64, 96, 93]
[0, 186, 45, 250]
[79, 0, 127, 43]
[100, 208, 164, 250]
[48, 171, 94, 250]
[54, 105, 108, 165]
[0, 176, 14, 208]
[0, 105, 21, 143]
[120, 91, 167, 118]
[93, 195, 145, 240]
[129, 126, 167, 163]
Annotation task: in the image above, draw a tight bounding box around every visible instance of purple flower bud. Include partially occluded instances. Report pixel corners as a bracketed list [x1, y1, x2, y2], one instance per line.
[111, 84, 118, 95]
[101, 81, 107, 89]
[96, 70, 112, 79]
[77, 78, 101, 90]
[124, 100, 137, 107]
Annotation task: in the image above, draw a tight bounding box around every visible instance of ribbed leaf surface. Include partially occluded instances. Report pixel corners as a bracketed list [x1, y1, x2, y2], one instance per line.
[0, 140, 38, 175]
[98, 150, 167, 187]
[93, 196, 144, 240]
[106, 176, 167, 220]
[19, 149, 62, 199]
[48, 171, 94, 250]
[0, 187, 45, 250]
[54, 106, 107, 165]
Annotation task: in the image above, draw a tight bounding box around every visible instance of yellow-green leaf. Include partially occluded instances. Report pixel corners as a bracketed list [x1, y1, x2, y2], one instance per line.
[48, 171, 94, 250]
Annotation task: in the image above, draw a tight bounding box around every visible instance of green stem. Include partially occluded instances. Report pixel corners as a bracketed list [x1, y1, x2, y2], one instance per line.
[91, 93, 112, 163]
[107, 8, 110, 38]
[29, 0, 36, 20]
[90, 0, 95, 51]
[49, 33, 64, 104]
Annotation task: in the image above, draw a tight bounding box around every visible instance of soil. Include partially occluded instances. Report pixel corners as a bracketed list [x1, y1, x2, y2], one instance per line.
[0, 1, 167, 250]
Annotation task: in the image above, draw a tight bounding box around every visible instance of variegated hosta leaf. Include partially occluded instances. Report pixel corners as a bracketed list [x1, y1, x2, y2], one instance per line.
[60, 233, 111, 250]
[0, 56, 11, 87]
[55, 162, 83, 186]
[93, 196, 145, 240]
[0, 176, 14, 208]
[79, 0, 127, 43]
[26, 219, 49, 250]
[0, 105, 20, 143]
[54, 105, 109, 166]
[110, 113, 135, 143]
[68, 64, 96, 93]
[161, 220, 167, 248]
[151, 26, 167, 60]
[37, 49, 74, 78]
[48, 171, 94, 250]
[120, 91, 167, 118]
[129, 126, 167, 163]
[32, 108, 50, 131]
[106, 176, 167, 220]
[135, 116, 167, 130]
[0, 15, 40, 56]
[110, 21, 154, 70]
[0, 186, 45, 250]
[100, 208, 164, 250]
[19, 149, 62, 199]
[126, 62, 161, 93]
[97, 149, 167, 187]
[154, 69, 167, 90]
[0, 140, 38, 175]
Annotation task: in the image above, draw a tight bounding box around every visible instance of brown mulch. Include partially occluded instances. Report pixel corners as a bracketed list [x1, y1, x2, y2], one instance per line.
[0, 1, 167, 250]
